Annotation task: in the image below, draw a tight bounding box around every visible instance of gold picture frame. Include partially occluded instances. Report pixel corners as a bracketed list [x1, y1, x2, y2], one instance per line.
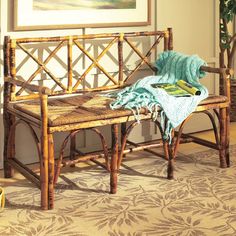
[14, 0, 151, 31]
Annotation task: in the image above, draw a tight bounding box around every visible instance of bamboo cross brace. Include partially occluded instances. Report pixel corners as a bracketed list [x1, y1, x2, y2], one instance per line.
[16, 41, 65, 96]
[16, 42, 67, 92]
[72, 37, 118, 91]
[124, 35, 163, 83]
[16, 47, 37, 72]
[125, 38, 155, 70]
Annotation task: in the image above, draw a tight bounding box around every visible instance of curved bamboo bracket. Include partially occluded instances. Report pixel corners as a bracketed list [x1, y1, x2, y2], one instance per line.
[7, 119, 41, 160]
[54, 128, 110, 184]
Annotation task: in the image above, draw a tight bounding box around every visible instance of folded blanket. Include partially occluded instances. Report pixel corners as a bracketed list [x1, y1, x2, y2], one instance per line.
[109, 51, 208, 141]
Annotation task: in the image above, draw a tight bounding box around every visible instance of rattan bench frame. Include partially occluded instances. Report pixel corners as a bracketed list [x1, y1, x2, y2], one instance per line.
[3, 28, 232, 210]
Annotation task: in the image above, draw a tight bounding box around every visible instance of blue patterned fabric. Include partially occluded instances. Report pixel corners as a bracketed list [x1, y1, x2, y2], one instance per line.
[109, 51, 208, 141]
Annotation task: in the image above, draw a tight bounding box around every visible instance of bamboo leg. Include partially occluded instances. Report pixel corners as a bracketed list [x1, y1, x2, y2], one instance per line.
[70, 132, 76, 167]
[173, 115, 192, 158]
[40, 133, 49, 210]
[154, 120, 169, 160]
[163, 141, 169, 160]
[219, 108, 227, 168]
[225, 107, 230, 167]
[48, 134, 54, 210]
[91, 128, 110, 171]
[121, 123, 127, 158]
[40, 94, 49, 210]
[54, 132, 72, 184]
[3, 81, 15, 178]
[118, 122, 139, 169]
[110, 124, 118, 194]
[167, 129, 175, 179]
[4, 113, 15, 178]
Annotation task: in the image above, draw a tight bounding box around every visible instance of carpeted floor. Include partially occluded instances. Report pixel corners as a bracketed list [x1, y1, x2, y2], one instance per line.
[0, 145, 236, 236]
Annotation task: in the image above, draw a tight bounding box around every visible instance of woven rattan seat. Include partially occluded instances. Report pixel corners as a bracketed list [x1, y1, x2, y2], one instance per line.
[12, 93, 134, 126]
[199, 94, 228, 105]
[11, 93, 228, 126]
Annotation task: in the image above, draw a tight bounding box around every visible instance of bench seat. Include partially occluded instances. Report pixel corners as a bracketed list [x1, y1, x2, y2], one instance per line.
[10, 93, 228, 128]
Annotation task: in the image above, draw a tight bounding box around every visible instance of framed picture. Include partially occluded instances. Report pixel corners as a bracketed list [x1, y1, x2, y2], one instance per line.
[14, 0, 151, 31]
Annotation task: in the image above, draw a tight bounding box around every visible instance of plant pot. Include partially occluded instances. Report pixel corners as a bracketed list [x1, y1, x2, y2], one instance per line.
[0, 187, 5, 211]
[230, 80, 236, 122]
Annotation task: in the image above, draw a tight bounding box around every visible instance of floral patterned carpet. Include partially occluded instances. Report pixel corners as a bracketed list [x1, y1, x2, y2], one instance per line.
[0, 145, 236, 236]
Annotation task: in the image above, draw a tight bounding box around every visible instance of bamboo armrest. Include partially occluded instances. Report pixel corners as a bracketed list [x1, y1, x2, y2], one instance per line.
[200, 66, 233, 99]
[200, 65, 233, 76]
[4, 76, 51, 95]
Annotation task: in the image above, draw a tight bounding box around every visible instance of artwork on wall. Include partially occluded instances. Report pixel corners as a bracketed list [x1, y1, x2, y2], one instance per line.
[14, 0, 151, 30]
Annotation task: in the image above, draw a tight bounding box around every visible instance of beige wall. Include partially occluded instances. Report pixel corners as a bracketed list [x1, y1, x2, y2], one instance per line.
[156, 0, 220, 133]
[0, 0, 219, 168]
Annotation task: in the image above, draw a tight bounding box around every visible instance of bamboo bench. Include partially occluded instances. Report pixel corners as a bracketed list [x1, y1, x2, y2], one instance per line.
[3, 28, 232, 210]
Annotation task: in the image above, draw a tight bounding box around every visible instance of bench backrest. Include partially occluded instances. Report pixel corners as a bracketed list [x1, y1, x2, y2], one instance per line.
[4, 29, 173, 101]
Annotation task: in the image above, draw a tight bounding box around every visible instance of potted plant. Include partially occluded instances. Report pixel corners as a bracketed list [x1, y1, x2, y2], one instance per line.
[220, 0, 236, 120]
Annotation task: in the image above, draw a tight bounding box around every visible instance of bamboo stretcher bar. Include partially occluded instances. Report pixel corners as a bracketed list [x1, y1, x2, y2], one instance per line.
[13, 31, 166, 44]
[75, 149, 84, 155]
[126, 140, 165, 154]
[61, 141, 159, 167]
[126, 136, 201, 158]
[90, 159, 108, 170]
[124, 31, 166, 37]
[61, 153, 104, 167]
[124, 138, 165, 152]
[8, 158, 40, 188]
[61, 138, 168, 168]
[123, 143, 163, 154]
[174, 136, 194, 144]
[181, 133, 219, 150]
[13, 34, 117, 43]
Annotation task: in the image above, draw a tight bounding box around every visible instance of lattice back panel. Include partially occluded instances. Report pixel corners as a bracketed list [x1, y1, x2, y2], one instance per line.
[5, 30, 171, 100]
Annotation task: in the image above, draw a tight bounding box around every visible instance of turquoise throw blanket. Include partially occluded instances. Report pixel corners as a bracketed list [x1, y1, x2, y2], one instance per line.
[109, 51, 208, 141]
